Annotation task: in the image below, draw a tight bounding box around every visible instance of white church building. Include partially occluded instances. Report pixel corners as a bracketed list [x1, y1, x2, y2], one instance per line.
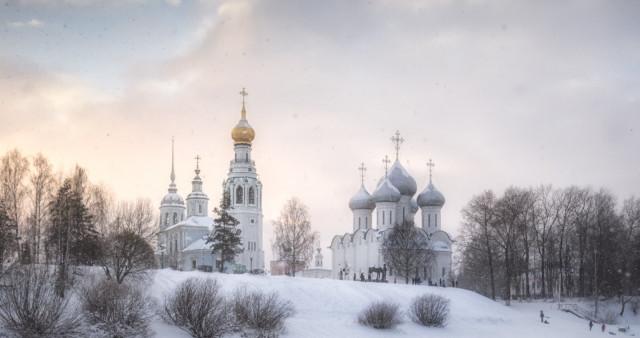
[157, 90, 264, 272]
[330, 132, 453, 284]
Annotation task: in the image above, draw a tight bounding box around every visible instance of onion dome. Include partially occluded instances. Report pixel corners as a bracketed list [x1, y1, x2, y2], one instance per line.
[372, 178, 401, 203]
[417, 179, 446, 207]
[411, 198, 419, 214]
[349, 185, 375, 210]
[231, 90, 255, 145]
[377, 159, 417, 196]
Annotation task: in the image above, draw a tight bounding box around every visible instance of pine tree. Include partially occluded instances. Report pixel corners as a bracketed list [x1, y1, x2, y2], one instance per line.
[206, 191, 243, 273]
[48, 179, 101, 297]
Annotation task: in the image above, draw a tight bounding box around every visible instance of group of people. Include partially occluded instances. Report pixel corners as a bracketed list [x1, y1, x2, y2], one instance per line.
[541, 311, 611, 333]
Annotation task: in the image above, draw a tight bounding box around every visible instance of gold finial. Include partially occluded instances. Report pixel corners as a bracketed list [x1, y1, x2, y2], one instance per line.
[427, 158, 435, 180]
[358, 162, 366, 185]
[239, 87, 248, 119]
[391, 130, 404, 160]
[382, 155, 390, 177]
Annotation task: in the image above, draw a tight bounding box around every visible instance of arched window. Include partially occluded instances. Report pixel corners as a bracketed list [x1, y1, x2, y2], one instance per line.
[358, 217, 361, 227]
[382, 211, 385, 225]
[435, 214, 438, 227]
[165, 213, 169, 226]
[236, 186, 243, 204]
[248, 187, 255, 204]
[198, 204, 202, 214]
[173, 212, 178, 224]
[428, 214, 431, 227]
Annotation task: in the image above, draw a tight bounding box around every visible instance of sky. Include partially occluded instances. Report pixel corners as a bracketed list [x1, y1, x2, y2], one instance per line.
[1, 0, 639, 266]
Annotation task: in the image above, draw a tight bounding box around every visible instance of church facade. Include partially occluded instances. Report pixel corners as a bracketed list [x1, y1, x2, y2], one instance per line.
[157, 90, 264, 272]
[330, 132, 453, 284]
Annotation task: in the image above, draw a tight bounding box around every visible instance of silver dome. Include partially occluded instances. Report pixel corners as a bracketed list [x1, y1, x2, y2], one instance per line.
[411, 198, 419, 213]
[349, 185, 375, 210]
[417, 180, 445, 207]
[377, 159, 417, 196]
[161, 192, 185, 206]
[372, 178, 401, 203]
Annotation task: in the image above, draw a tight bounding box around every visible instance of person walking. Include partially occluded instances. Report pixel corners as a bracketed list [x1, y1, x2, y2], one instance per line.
[540, 310, 544, 323]
[601, 323, 605, 332]
[589, 320, 593, 331]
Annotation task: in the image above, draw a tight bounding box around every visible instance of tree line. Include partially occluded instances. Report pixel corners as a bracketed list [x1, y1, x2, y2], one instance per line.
[457, 185, 640, 314]
[0, 149, 157, 296]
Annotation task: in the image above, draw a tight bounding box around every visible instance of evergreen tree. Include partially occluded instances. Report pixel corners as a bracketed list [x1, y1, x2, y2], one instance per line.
[206, 191, 243, 273]
[47, 179, 101, 297]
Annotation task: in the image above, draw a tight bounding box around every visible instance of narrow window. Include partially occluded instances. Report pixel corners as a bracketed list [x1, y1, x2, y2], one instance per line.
[442, 267, 445, 278]
[389, 211, 392, 224]
[428, 214, 431, 227]
[245, 153, 248, 161]
[365, 216, 368, 227]
[435, 214, 438, 227]
[236, 186, 243, 204]
[248, 187, 255, 204]
[165, 213, 169, 226]
[382, 211, 385, 225]
[358, 217, 361, 227]
[198, 204, 202, 214]
[173, 212, 178, 224]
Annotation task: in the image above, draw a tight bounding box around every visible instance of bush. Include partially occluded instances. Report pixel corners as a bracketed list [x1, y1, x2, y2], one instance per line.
[0, 266, 82, 337]
[161, 278, 232, 337]
[408, 294, 450, 327]
[233, 287, 295, 337]
[80, 279, 155, 337]
[357, 300, 402, 329]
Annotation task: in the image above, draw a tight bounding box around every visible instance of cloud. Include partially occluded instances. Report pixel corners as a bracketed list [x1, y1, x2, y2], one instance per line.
[7, 18, 44, 27]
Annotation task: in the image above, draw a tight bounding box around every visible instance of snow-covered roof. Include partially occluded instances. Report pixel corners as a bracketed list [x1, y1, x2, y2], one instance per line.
[182, 237, 213, 252]
[431, 240, 451, 252]
[163, 215, 215, 232]
[417, 179, 446, 207]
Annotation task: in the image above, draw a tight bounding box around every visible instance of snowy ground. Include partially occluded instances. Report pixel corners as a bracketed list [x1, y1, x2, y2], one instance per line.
[150, 269, 640, 338]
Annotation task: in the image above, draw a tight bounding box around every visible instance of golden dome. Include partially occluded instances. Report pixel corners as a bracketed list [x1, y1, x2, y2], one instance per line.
[231, 103, 255, 145]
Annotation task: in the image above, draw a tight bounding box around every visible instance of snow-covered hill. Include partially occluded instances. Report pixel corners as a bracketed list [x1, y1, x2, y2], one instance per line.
[149, 269, 639, 338]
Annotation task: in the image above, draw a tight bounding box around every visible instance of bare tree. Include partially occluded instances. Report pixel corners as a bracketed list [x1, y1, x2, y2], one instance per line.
[110, 198, 156, 241]
[0, 149, 29, 263]
[26, 153, 53, 264]
[459, 190, 498, 299]
[101, 230, 156, 284]
[381, 220, 433, 284]
[272, 197, 318, 277]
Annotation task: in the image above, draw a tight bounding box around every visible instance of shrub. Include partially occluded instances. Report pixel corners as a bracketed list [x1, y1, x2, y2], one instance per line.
[233, 287, 295, 337]
[161, 278, 232, 337]
[408, 294, 450, 327]
[0, 266, 82, 337]
[357, 300, 402, 329]
[80, 279, 155, 337]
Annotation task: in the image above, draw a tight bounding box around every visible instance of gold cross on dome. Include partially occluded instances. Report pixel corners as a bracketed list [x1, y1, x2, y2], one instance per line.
[239, 87, 248, 104]
[358, 162, 367, 185]
[382, 155, 390, 177]
[427, 158, 435, 180]
[391, 130, 404, 159]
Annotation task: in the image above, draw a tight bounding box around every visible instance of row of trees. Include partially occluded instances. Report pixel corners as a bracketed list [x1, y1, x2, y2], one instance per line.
[0, 149, 157, 296]
[457, 185, 640, 313]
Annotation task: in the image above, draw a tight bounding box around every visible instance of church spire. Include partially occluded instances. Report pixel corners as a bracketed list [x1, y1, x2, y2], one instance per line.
[168, 138, 177, 193]
[231, 87, 255, 145]
[240, 87, 248, 119]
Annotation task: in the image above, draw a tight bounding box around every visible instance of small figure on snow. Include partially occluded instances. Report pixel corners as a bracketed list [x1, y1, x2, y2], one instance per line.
[589, 320, 593, 331]
[601, 323, 605, 332]
[540, 310, 544, 323]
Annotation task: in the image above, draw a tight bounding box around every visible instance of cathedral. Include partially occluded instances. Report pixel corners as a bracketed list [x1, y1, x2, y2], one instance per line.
[157, 89, 264, 272]
[330, 132, 453, 284]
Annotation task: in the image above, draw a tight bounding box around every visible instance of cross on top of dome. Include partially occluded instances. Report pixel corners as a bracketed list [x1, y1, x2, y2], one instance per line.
[391, 130, 404, 159]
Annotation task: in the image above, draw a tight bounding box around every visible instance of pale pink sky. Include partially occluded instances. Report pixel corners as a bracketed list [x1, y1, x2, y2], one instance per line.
[2, 0, 639, 265]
